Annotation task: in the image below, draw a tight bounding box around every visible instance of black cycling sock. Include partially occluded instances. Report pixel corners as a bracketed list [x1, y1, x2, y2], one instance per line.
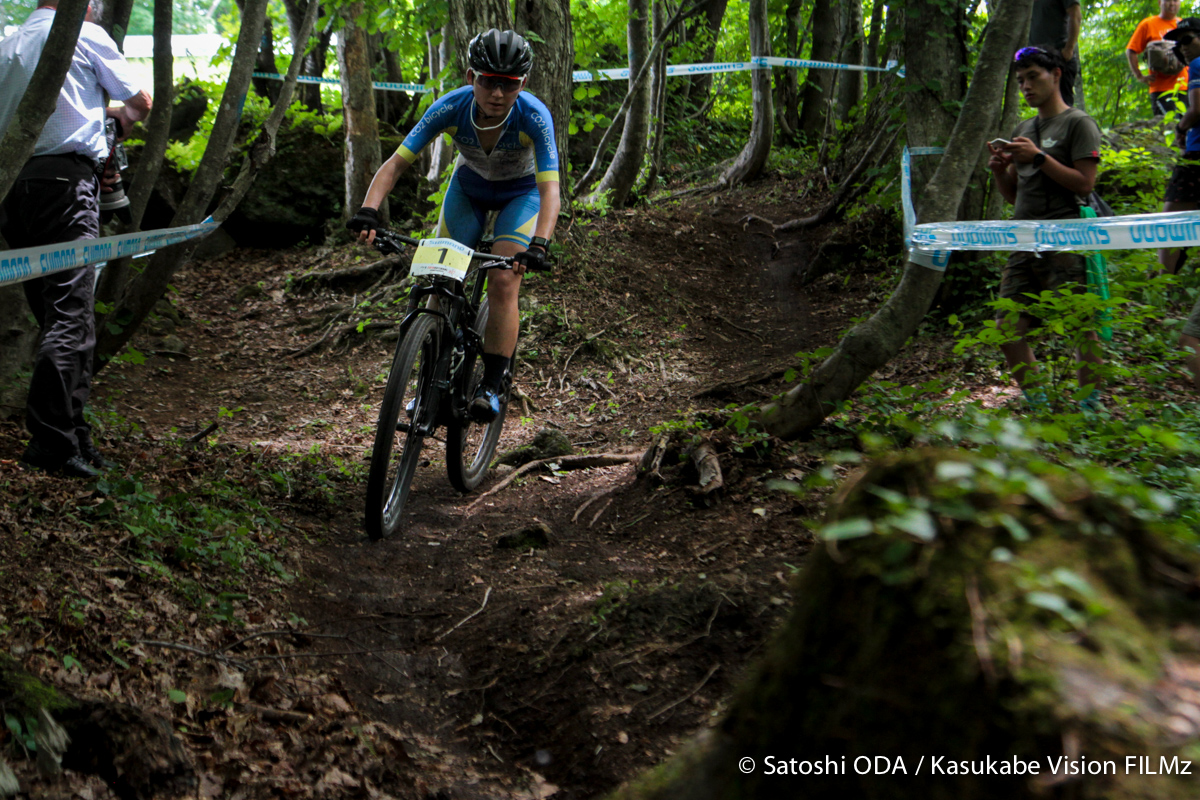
[481, 353, 509, 391]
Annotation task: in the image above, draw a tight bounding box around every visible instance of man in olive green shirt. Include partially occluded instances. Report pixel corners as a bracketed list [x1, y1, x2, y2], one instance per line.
[986, 45, 1104, 413]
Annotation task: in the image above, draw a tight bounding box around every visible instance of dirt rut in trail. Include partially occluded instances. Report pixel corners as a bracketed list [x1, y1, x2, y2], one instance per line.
[93, 187, 876, 797]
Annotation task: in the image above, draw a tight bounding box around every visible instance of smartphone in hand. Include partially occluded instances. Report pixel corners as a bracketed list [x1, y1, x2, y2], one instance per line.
[988, 138, 1011, 148]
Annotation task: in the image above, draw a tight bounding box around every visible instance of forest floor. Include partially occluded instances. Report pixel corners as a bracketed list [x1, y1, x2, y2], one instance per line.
[0, 177, 1078, 799]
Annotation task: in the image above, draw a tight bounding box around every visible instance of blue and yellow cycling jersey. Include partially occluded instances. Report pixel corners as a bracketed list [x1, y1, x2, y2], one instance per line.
[396, 84, 559, 186]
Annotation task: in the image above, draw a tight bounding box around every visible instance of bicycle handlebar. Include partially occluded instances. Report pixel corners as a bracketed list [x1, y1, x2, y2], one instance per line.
[370, 229, 551, 272]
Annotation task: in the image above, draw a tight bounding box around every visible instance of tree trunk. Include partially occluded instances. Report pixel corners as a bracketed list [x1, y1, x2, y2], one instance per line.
[98, 0, 134, 46]
[95, 0, 270, 365]
[0, 288, 35, 416]
[720, 0, 772, 187]
[424, 26, 456, 183]
[514, 0, 573, 204]
[835, 0, 864, 121]
[338, 2, 385, 223]
[589, 0, 651, 208]
[377, 45, 411, 127]
[237, 0, 281, 106]
[756, 0, 1033, 439]
[96, 0, 175, 318]
[796, 0, 841, 141]
[776, 0, 806, 146]
[865, 0, 885, 92]
[448, 0, 513, 80]
[639, 0, 669, 195]
[282, 0, 327, 110]
[684, 0, 730, 111]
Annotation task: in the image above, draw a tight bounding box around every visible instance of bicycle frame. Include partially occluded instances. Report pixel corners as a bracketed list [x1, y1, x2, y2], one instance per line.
[392, 252, 510, 437]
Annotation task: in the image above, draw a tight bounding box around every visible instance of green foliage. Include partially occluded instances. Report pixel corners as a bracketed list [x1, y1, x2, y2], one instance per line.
[84, 473, 291, 590]
[794, 255, 1200, 540]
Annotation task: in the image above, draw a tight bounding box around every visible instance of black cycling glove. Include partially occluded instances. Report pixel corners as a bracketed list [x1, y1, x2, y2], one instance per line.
[347, 207, 381, 234]
[514, 244, 548, 272]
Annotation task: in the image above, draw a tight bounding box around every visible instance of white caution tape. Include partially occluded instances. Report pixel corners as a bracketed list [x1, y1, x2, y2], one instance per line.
[0, 217, 219, 288]
[912, 210, 1200, 253]
[901, 147, 952, 271]
[902, 143, 1200, 261]
[252, 71, 430, 93]
[573, 56, 899, 82]
[253, 56, 903, 92]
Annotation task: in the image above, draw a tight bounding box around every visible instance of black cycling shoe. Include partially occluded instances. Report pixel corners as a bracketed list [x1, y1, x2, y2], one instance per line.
[469, 385, 503, 423]
[79, 441, 116, 470]
[20, 444, 100, 479]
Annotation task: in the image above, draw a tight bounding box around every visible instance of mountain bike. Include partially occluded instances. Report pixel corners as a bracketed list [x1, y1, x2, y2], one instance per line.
[364, 229, 537, 540]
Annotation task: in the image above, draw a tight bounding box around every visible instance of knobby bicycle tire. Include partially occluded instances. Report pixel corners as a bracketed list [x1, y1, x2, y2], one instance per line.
[365, 314, 441, 540]
[446, 297, 508, 492]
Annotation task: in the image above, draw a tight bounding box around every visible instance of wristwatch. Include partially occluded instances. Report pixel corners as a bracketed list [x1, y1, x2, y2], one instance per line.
[530, 236, 550, 251]
[1032, 151, 1047, 169]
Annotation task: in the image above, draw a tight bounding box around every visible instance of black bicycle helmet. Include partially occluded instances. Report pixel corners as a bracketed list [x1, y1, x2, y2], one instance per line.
[468, 29, 533, 77]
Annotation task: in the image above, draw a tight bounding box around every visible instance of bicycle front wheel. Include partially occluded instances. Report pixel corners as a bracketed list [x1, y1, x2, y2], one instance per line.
[365, 314, 441, 540]
[446, 298, 508, 493]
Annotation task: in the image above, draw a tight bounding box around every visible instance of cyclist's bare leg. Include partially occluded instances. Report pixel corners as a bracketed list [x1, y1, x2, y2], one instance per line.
[483, 240, 525, 358]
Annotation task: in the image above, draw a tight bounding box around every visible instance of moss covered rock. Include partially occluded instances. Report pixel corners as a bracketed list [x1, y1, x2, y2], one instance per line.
[608, 449, 1200, 800]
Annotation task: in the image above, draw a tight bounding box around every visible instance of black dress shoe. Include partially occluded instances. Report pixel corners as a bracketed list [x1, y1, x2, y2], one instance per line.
[79, 442, 116, 470]
[20, 446, 100, 479]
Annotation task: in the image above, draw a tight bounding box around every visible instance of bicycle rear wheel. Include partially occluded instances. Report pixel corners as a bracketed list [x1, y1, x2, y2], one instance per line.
[446, 298, 508, 492]
[365, 314, 440, 540]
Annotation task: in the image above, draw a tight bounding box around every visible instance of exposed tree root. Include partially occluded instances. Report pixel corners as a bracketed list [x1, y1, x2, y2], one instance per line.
[465, 453, 643, 512]
[292, 256, 406, 294]
[689, 441, 724, 498]
[691, 365, 791, 399]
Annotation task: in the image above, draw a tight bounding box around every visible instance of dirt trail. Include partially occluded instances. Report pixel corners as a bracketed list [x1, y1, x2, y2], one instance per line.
[20, 186, 872, 797]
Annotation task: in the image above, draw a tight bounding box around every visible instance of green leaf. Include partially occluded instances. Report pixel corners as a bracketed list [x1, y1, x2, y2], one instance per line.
[998, 513, 1030, 542]
[1051, 568, 1098, 600]
[935, 461, 975, 481]
[1026, 591, 1084, 628]
[888, 508, 937, 542]
[821, 518, 874, 541]
[169, 689, 187, 704]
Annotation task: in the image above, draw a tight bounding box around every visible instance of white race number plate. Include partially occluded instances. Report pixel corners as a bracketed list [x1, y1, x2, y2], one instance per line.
[410, 237, 472, 281]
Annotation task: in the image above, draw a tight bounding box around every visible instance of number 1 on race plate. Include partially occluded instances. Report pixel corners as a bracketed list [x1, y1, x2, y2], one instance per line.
[411, 238, 472, 281]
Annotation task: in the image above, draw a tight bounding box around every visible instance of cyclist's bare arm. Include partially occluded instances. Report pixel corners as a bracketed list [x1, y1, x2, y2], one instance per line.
[357, 153, 412, 244]
[534, 180, 561, 242]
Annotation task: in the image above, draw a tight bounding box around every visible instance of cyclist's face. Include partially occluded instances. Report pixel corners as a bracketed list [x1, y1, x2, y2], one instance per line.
[1161, 0, 1181, 21]
[469, 71, 524, 118]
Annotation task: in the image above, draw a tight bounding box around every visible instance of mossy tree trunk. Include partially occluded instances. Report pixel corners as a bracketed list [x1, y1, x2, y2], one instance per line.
[608, 449, 1200, 800]
[0, 654, 195, 798]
